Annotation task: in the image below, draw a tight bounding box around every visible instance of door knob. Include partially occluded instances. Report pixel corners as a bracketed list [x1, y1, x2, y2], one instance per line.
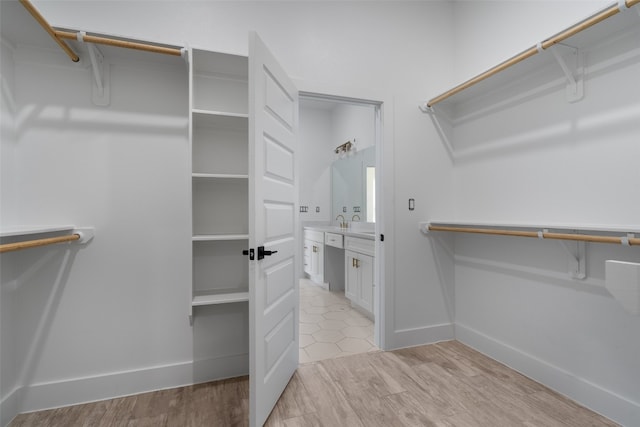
[257, 246, 278, 260]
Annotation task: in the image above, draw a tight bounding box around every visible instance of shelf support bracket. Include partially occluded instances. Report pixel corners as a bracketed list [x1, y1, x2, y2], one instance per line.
[557, 237, 587, 280]
[418, 105, 456, 162]
[418, 102, 434, 114]
[548, 44, 584, 103]
[77, 31, 110, 106]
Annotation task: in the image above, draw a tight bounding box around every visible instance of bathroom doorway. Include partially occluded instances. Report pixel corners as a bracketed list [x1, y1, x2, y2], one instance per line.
[298, 93, 383, 363]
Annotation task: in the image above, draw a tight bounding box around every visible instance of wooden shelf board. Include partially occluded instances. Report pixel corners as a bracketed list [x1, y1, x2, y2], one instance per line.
[192, 109, 248, 118]
[192, 173, 248, 180]
[192, 234, 249, 241]
[192, 290, 249, 306]
[191, 110, 248, 130]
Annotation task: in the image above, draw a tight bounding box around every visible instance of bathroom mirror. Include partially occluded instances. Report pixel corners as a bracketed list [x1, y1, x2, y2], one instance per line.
[331, 146, 375, 223]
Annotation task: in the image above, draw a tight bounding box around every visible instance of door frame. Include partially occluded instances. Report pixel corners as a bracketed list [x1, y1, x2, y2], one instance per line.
[298, 91, 385, 350]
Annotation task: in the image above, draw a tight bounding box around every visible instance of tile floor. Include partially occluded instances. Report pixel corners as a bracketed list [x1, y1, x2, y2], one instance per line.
[299, 278, 377, 363]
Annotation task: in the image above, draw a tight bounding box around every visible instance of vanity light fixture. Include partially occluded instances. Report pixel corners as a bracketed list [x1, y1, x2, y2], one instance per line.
[334, 139, 355, 156]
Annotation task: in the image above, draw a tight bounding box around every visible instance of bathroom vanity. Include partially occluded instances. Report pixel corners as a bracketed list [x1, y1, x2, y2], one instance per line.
[303, 226, 375, 317]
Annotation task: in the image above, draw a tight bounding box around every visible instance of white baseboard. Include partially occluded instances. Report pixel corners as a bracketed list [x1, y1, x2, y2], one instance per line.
[390, 322, 454, 350]
[7, 353, 248, 420]
[455, 323, 640, 427]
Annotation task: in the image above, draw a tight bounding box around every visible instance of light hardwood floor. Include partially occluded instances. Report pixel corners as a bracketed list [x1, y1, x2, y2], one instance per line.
[10, 341, 618, 427]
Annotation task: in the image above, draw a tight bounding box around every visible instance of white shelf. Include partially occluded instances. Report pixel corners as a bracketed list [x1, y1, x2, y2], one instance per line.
[427, 3, 640, 116]
[192, 290, 249, 306]
[192, 234, 249, 241]
[192, 49, 248, 78]
[424, 220, 640, 234]
[192, 109, 248, 120]
[0, 225, 75, 238]
[192, 173, 248, 180]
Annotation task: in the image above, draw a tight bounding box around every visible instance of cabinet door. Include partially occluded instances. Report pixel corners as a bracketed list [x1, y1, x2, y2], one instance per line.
[345, 250, 358, 301]
[358, 254, 374, 313]
[303, 240, 311, 275]
[312, 242, 323, 278]
[249, 32, 299, 427]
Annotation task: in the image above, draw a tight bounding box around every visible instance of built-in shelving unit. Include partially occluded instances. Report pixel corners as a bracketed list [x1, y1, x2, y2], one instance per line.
[189, 48, 249, 310]
[422, 1, 640, 121]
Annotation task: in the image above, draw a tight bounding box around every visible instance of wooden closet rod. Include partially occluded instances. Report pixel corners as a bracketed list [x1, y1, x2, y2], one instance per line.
[428, 225, 640, 246]
[0, 234, 81, 254]
[54, 31, 183, 57]
[427, 0, 640, 107]
[20, 0, 182, 62]
[19, 0, 79, 62]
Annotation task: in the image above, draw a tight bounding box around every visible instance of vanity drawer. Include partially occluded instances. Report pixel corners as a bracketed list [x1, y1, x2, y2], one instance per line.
[344, 236, 375, 256]
[325, 232, 343, 249]
[304, 229, 324, 243]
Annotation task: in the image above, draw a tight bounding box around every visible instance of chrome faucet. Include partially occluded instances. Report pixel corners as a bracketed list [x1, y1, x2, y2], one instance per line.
[336, 214, 347, 229]
[351, 214, 361, 222]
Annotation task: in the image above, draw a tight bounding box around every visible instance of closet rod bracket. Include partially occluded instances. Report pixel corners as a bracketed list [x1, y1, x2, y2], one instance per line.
[548, 44, 584, 103]
[558, 238, 586, 280]
[74, 227, 95, 244]
[418, 102, 434, 114]
[77, 32, 110, 106]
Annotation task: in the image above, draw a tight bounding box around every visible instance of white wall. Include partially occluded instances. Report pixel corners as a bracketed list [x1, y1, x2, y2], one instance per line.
[444, 2, 640, 424]
[299, 104, 333, 223]
[449, 1, 612, 90]
[331, 103, 376, 152]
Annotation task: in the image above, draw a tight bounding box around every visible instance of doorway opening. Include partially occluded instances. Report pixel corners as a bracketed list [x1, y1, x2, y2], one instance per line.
[298, 92, 383, 363]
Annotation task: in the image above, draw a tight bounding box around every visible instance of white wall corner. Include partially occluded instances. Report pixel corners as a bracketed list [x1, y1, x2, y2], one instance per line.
[1, 386, 22, 427]
[605, 260, 640, 316]
[389, 323, 454, 350]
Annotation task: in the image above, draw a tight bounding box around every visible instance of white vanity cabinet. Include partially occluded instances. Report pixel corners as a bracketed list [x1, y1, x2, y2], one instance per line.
[303, 229, 324, 284]
[344, 236, 375, 315]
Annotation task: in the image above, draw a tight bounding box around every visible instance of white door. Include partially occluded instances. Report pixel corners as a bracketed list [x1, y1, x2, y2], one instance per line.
[248, 32, 299, 427]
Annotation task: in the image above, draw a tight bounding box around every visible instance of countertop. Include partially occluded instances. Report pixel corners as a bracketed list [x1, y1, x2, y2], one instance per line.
[304, 225, 376, 241]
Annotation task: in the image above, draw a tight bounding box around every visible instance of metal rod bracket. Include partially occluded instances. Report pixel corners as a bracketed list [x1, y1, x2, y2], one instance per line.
[549, 45, 584, 103]
[77, 31, 110, 106]
[418, 102, 434, 114]
[74, 227, 95, 244]
[558, 238, 586, 280]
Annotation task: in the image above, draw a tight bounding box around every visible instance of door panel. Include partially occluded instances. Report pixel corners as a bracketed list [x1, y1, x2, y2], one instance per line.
[345, 251, 357, 301]
[265, 259, 295, 306]
[264, 137, 294, 181]
[264, 202, 295, 240]
[360, 254, 374, 313]
[249, 32, 299, 427]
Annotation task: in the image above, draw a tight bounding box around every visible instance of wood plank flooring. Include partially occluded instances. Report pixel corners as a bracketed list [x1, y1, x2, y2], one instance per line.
[9, 341, 618, 427]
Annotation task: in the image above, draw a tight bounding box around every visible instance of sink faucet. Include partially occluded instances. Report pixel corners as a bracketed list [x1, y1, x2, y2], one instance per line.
[352, 214, 361, 222]
[336, 214, 347, 229]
